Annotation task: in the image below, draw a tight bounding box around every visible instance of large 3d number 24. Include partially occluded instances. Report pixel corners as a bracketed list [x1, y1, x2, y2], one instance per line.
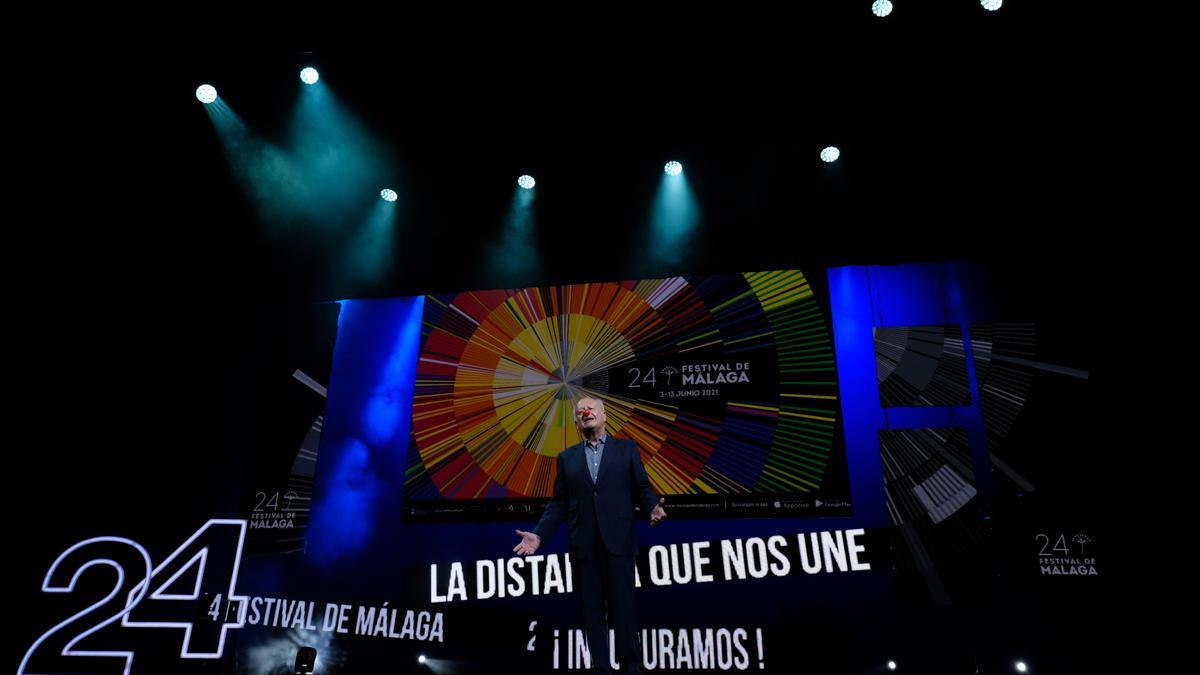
[20, 519, 248, 675]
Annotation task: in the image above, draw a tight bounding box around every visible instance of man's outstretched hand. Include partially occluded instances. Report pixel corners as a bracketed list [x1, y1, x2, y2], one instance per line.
[514, 529, 541, 555]
[650, 497, 667, 526]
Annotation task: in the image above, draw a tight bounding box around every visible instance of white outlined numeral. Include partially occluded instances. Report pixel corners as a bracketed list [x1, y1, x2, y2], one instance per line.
[122, 519, 248, 658]
[19, 537, 152, 675]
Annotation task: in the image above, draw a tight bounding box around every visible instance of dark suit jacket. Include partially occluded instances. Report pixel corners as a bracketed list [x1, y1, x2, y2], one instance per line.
[533, 436, 660, 559]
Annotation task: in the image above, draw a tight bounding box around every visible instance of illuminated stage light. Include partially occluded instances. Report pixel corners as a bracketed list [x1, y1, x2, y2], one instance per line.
[517, 175, 535, 190]
[196, 84, 217, 104]
[664, 161, 682, 176]
[300, 67, 320, 84]
[872, 1, 893, 17]
[380, 188, 398, 202]
[820, 146, 841, 163]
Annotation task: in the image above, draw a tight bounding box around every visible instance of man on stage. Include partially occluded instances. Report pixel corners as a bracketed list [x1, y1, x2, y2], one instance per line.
[514, 396, 666, 674]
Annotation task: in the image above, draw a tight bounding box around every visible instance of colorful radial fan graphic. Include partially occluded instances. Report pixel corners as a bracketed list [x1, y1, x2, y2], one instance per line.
[405, 271, 840, 501]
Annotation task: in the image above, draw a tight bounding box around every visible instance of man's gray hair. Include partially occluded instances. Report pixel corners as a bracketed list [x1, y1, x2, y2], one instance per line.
[575, 396, 605, 412]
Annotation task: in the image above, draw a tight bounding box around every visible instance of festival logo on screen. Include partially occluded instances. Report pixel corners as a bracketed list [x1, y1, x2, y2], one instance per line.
[1035, 532, 1100, 577]
[401, 271, 849, 520]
